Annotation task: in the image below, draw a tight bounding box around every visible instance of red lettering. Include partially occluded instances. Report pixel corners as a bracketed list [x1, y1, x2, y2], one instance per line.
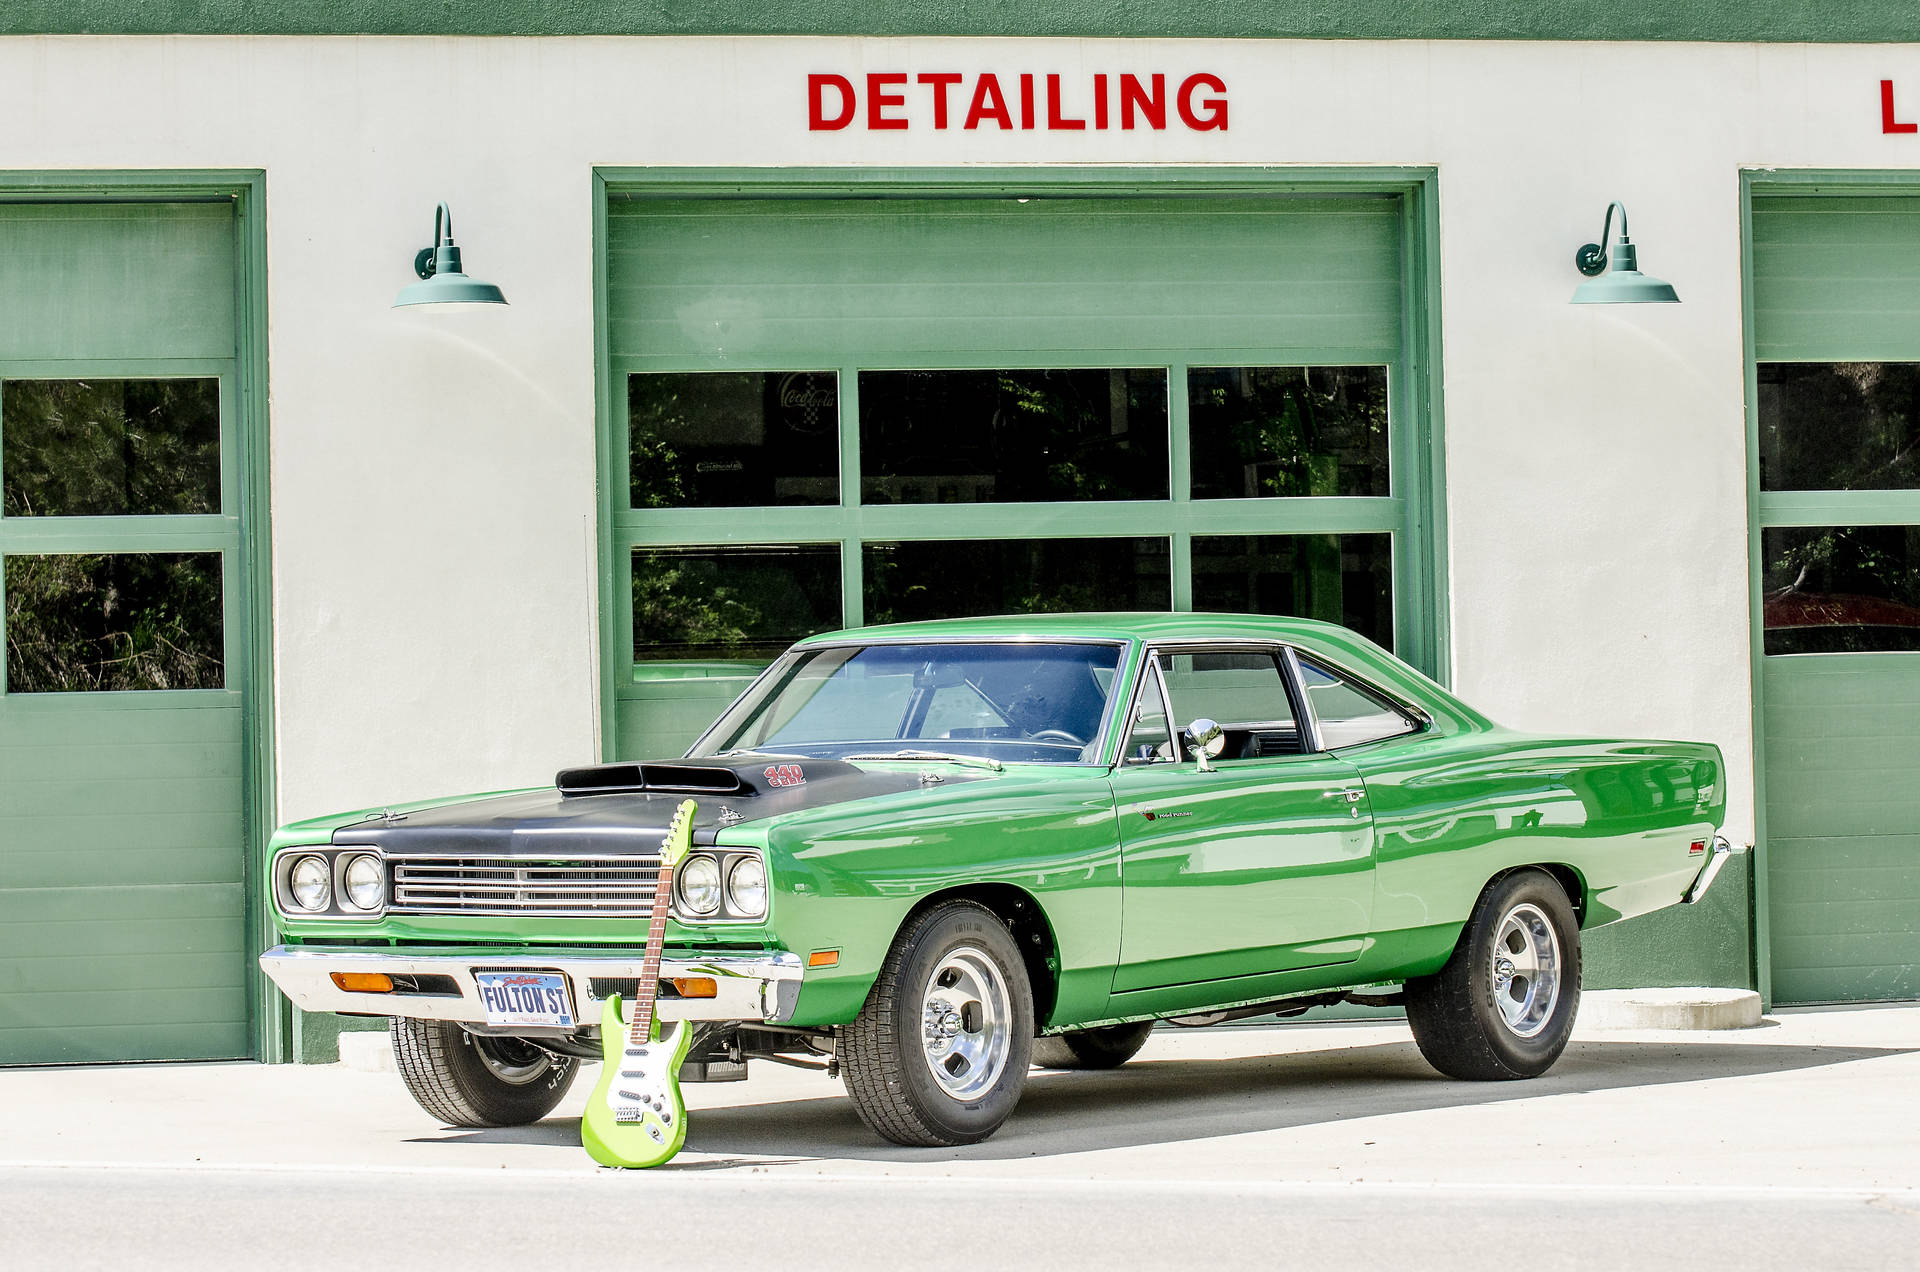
[1046, 74, 1086, 130]
[1019, 73, 1036, 130]
[1884, 79, 1917, 134]
[867, 73, 909, 130]
[1120, 74, 1165, 130]
[964, 74, 1014, 130]
[919, 72, 963, 129]
[1177, 73, 1228, 131]
[808, 73, 856, 131]
[1094, 73, 1109, 129]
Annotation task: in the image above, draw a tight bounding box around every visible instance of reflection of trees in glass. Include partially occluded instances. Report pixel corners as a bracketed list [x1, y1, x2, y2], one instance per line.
[863, 539, 1166, 625]
[5, 553, 224, 692]
[1762, 525, 1920, 654]
[859, 369, 1169, 504]
[628, 372, 837, 509]
[1188, 366, 1389, 499]
[1758, 363, 1920, 492]
[632, 547, 841, 661]
[2, 379, 220, 517]
[1191, 533, 1394, 650]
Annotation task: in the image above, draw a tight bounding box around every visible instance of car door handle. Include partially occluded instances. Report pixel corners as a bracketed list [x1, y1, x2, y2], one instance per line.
[1323, 788, 1366, 803]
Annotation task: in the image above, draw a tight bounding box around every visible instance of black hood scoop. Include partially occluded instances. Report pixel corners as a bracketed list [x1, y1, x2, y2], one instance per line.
[555, 758, 865, 798]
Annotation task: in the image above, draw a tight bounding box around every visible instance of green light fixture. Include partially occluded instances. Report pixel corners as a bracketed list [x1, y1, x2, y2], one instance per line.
[1571, 201, 1679, 305]
[393, 202, 508, 308]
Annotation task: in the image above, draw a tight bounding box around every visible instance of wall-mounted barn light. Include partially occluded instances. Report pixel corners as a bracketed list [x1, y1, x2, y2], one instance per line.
[1571, 201, 1679, 305]
[393, 202, 508, 308]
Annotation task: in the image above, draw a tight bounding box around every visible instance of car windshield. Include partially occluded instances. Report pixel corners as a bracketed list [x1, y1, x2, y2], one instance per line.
[692, 641, 1124, 764]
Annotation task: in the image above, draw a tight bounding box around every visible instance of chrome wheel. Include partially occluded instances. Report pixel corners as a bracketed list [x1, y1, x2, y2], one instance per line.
[1490, 902, 1562, 1038]
[470, 1035, 554, 1085]
[920, 946, 1012, 1101]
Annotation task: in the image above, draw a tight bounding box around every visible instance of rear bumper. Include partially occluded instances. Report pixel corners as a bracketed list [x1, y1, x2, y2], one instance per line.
[1682, 835, 1746, 905]
[258, 944, 804, 1025]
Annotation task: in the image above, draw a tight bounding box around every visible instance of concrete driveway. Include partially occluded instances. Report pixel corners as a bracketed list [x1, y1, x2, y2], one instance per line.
[3, 1006, 1916, 1269]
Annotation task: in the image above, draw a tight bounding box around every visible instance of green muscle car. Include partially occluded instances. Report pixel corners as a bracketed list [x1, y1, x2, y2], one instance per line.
[259, 613, 1735, 1146]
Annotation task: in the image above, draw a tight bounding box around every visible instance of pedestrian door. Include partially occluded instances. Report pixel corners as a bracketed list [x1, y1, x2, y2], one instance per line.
[0, 201, 256, 1062]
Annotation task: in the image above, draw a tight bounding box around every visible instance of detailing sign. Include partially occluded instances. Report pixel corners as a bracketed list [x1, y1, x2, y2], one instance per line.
[808, 71, 1229, 133]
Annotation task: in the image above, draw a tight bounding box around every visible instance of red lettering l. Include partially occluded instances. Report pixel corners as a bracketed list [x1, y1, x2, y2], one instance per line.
[1883, 79, 1917, 134]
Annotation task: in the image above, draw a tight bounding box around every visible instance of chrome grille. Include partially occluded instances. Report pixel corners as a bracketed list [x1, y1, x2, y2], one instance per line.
[389, 855, 661, 917]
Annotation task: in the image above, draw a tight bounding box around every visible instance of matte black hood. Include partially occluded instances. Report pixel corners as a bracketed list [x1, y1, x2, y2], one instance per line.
[332, 757, 972, 854]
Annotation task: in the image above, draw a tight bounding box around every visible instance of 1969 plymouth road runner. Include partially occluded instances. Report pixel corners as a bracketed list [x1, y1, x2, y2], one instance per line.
[260, 613, 1734, 1146]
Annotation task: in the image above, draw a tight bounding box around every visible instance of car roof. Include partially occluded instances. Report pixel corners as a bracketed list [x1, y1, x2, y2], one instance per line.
[794, 611, 1370, 646]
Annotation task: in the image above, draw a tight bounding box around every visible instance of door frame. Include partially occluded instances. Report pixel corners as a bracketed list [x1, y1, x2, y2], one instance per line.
[0, 171, 280, 1060]
[1740, 167, 1920, 1009]
[590, 165, 1449, 763]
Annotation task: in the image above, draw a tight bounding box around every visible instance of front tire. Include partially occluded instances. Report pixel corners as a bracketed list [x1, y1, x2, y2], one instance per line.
[1031, 1021, 1155, 1070]
[1405, 869, 1581, 1081]
[841, 901, 1035, 1146]
[391, 1018, 579, 1127]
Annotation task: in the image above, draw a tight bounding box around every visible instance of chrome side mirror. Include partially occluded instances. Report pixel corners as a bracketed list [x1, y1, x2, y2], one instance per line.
[1183, 718, 1226, 772]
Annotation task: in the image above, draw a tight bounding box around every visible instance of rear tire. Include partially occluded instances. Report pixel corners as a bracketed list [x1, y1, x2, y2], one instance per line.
[1031, 1021, 1156, 1070]
[1405, 869, 1581, 1081]
[391, 1018, 578, 1127]
[841, 901, 1035, 1146]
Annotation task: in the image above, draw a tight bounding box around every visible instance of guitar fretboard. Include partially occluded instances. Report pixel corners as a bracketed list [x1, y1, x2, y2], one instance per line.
[628, 806, 690, 1047]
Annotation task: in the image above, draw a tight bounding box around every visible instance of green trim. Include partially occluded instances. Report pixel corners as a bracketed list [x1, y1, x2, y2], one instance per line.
[0, 169, 280, 1060]
[594, 165, 1450, 760]
[1739, 172, 1772, 1009]
[4, 0, 1916, 41]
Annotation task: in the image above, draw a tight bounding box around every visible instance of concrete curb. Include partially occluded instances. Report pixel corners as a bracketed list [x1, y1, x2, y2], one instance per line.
[337, 1029, 395, 1073]
[1577, 987, 1764, 1030]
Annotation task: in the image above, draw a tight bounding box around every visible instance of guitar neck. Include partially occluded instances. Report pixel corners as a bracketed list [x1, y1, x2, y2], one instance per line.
[628, 856, 676, 1046]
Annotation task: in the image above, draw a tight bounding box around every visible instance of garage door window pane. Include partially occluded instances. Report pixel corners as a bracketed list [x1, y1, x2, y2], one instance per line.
[1188, 366, 1389, 499]
[4, 551, 224, 692]
[632, 544, 842, 662]
[1758, 363, 1920, 492]
[1762, 525, 1920, 654]
[863, 538, 1170, 623]
[2, 379, 220, 517]
[629, 372, 838, 508]
[1192, 533, 1393, 651]
[860, 369, 1169, 504]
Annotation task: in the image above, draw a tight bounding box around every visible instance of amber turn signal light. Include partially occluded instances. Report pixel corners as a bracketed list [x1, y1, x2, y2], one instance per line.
[669, 977, 718, 999]
[808, 949, 839, 968]
[330, 972, 394, 994]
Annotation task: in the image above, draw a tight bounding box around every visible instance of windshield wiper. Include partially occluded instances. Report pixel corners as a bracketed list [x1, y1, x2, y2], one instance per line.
[842, 749, 1005, 772]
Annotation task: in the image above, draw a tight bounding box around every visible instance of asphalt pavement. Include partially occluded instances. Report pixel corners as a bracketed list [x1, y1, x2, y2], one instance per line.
[2, 1005, 1916, 1269]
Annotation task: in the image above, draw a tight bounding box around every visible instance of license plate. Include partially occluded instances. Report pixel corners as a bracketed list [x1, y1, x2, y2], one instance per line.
[474, 970, 575, 1029]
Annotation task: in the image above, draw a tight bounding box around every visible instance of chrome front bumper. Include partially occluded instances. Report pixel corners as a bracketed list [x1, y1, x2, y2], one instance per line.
[1683, 835, 1747, 905]
[258, 945, 804, 1026]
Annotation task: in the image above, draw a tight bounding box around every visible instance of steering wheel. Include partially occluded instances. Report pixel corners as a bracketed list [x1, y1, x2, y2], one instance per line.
[1027, 729, 1087, 746]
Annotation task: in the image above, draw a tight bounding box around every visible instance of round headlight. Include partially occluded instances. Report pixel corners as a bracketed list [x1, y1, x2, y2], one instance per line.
[677, 855, 722, 916]
[726, 857, 767, 919]
[343, 854, 384, 911]
[289, 855, 331, 912]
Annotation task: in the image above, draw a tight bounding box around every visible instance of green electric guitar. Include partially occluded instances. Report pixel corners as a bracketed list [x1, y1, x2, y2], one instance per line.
[581, 798, 697, 1168]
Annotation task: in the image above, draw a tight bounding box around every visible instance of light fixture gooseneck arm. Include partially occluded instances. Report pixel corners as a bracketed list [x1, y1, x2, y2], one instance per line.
[414, 202, 459, 280]
[1575, 201, 1631, 277]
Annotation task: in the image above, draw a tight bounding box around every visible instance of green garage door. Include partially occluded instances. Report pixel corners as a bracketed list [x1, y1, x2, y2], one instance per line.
[0, 202, 256, 1063]
[601, 184, 1439, 757]
[1753, 193, 1920, 1004]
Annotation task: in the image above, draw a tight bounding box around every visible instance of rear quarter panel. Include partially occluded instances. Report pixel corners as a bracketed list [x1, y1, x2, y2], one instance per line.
[1344, 728, 1725, 980]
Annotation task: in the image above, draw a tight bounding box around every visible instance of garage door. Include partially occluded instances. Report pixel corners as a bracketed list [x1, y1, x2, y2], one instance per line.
[1753, 192, 1920, 1004]
[601, 186, 1439, 757]
[0, 202, 256, 1062]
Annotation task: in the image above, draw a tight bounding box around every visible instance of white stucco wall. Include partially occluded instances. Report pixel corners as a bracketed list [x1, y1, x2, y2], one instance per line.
[1, 35, 1915, 835]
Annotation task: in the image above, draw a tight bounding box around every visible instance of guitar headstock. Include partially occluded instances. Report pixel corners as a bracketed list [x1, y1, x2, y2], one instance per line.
[660, 798, 698, 870]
